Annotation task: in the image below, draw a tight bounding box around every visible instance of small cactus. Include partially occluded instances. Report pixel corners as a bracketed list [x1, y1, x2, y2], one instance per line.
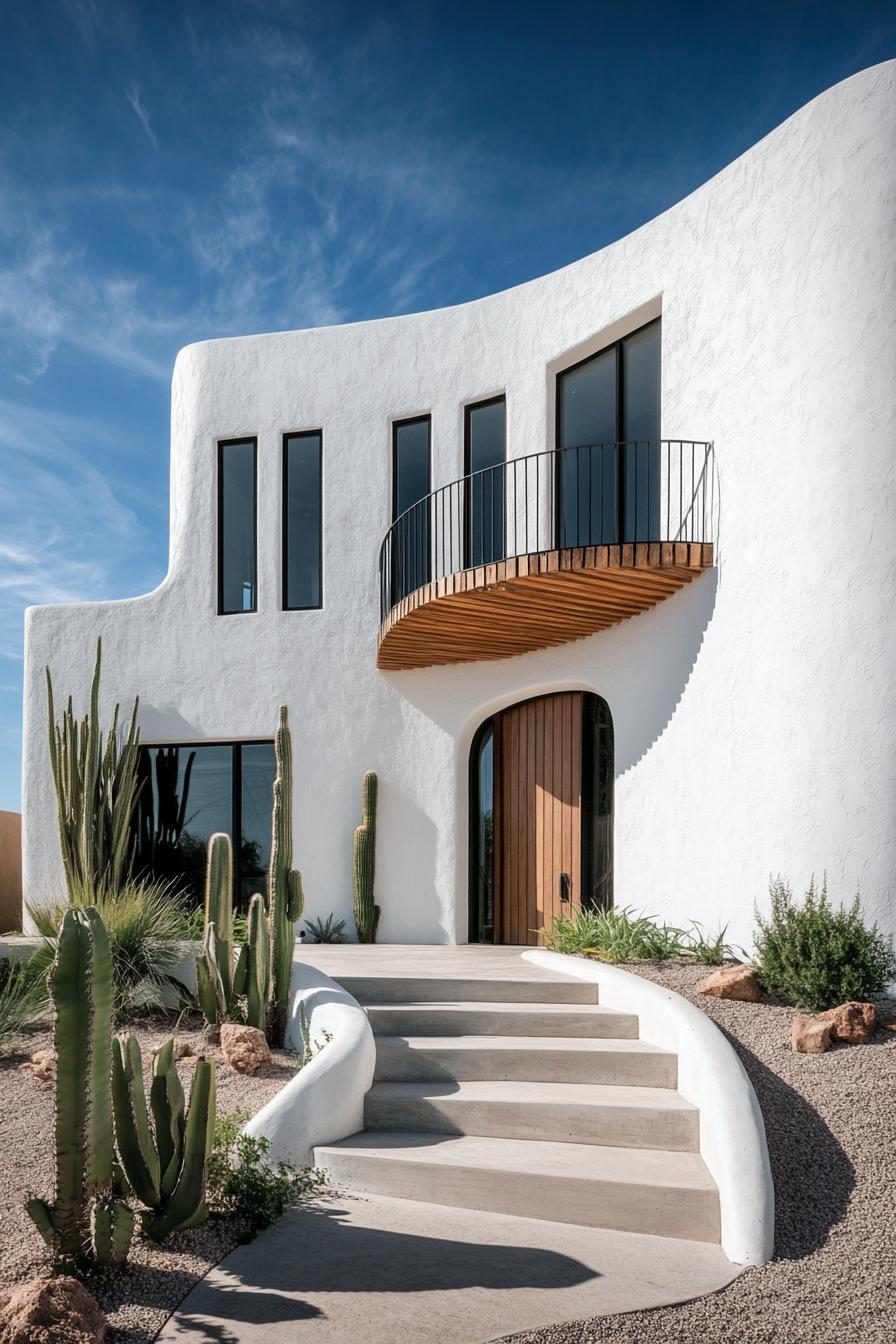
[268, 707, 303, 1045]
[112, 1035, 216, 1242]
[352, 772, 379, 943]
[26, 907, 134, 1271]
[244, 892, 271, 1033]
[195, 832, 238, 1025]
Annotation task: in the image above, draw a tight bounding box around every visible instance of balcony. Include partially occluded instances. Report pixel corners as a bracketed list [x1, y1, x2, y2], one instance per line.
[377, 440, 715, 671]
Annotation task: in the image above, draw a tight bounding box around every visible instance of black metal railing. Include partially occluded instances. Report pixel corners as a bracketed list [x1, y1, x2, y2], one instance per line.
[379, 439, 715, 622]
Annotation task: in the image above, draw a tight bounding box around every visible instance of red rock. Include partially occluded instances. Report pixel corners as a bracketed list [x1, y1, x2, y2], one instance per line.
[0, 1275, 106, 1343]
[816, 1001, 877, 1044]
[220, 1023, 271, 1074]
[696, 964, 763, 1002]
[791, 1014, 832, 1054]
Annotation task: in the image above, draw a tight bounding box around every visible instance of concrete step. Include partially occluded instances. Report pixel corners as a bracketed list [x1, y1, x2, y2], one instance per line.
[364, 1000, 639, 1039]
[336, 975, 599, 1005]
[372, 1035, 677, 1087]
[315, 1132, 720, 1242]
[364, 1080, 700, 1150]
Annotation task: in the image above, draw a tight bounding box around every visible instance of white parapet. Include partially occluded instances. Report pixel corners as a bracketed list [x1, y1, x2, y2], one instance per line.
[523, 948, 774, 1267]
[243, 957, 376, 1169]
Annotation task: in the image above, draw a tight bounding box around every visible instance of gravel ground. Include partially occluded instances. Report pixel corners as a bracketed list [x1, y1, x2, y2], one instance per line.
[501, 961, 896, 1344]
[0, 1017, 299, 1344]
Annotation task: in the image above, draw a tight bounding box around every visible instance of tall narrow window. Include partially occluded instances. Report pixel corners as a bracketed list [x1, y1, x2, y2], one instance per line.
[556, 318, 660, 547]
[464, 396, 506, 567]
[391, 416, 431, 604]
[283, 432, 322, 610]
[218, 438, 257, 614]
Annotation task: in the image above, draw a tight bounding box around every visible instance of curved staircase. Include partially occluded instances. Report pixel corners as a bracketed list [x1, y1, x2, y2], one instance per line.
[314, 960, 721, 1246]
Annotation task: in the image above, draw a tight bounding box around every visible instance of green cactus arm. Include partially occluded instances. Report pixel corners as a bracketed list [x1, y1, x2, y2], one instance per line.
[204, 834, 234, 1006]
[142, 1059, 215, 1242]
[196, 924, 228, 1025]
[151, 1041, 186, 1201]
[245, 893, 270, 1033]
[90, 1199, 134, 1267]
[25, 1197, 56, 1248]
[232, 942, 248, 997]
[195, 956, 220, 1026]
[287, 869, 304, 923]
[111, 1036, 161, 1209]
[50, 909, 90, 1256]
[83, 907, 115, 1192]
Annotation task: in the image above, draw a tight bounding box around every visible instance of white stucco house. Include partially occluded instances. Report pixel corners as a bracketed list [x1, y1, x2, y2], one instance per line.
[21, 61, 896, 955]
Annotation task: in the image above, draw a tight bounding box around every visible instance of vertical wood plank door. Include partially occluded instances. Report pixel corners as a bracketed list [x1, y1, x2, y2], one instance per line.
[498, 692, 583, 945]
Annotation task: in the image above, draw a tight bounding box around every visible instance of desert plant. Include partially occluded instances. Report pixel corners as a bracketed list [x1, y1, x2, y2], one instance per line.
[0, 955, 49, 1049]
[754, 876, 896, 1012]
[26, 907, 134, 1272]
[296, 1001, 333, 1065]
[304, 914, 347, 944]
[352, 771, 379, 943]
[542, 905, 688, 961]
[207, 1109, 326, 1239]
[46, 637, 143, 903]
[29, 878, 188, 1019]
[683, 922, 732, 965]
[267, 707, 303, 1046]
[111, 1035, 216, 1242]
[195, 833, 241, 1026]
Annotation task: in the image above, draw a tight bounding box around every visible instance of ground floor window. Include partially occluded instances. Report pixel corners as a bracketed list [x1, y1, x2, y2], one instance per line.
[133, 741, 275, 911]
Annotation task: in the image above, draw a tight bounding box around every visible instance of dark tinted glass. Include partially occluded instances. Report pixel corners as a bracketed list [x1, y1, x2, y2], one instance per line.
[219, 440, 257, 614]
[392, 417, 431, 602]
[585, 695, 614, 911]
[465, 398, 506, 566]
[284, 433, 322, 609]
[622, 321, 661, 541]
[133, 741, 275, 912]
[558, 348, 618, 546]
[471, 723, 495, 943]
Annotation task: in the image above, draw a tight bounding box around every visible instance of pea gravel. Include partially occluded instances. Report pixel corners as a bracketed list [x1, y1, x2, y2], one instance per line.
[499, 961, 896, 1344]
[0, 1019, 299, 1343]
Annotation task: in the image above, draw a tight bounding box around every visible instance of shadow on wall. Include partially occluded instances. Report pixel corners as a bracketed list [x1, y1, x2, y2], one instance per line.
[377, 788, 443, 942]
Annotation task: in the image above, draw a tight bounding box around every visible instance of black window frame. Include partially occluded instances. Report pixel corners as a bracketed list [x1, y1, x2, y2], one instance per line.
[555, 316, 661, 548]
[463, 394, 507, 569]
[217, 437, 258, 616]
[135, 738, 274, 913]
[282, 429, 324, 612]
[390, 414, 432, 604]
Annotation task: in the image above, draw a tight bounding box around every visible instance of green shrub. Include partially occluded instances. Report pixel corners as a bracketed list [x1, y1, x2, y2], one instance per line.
[207, 1110, 326, 1239]
[29, 878, 189, 1018]
[543, 906, 689, 961]
[0, 955, 49, 1049]
[754, 876, 896, 1012]
[684, 922, 732, 966]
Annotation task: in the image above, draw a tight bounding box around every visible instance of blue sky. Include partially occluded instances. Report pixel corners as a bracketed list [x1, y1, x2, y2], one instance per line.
[0, 0, 894, 809]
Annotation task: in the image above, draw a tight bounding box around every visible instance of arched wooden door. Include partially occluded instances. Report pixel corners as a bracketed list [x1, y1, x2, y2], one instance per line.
[469, 691, 613, 945]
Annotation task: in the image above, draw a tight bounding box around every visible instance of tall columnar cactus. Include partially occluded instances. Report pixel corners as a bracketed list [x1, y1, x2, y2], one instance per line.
[195, 833, 237, 1025]
[243, 892, 271, 1032]
[268, 707, 304, 1046]
[26, 907, 134, 1271]
[352, 772, 379, 943]
[112, 1035, 216, 1242]
[46, 637, 142, 903]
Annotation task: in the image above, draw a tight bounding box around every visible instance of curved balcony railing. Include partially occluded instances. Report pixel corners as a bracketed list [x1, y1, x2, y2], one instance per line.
[379, 439, 715, 623]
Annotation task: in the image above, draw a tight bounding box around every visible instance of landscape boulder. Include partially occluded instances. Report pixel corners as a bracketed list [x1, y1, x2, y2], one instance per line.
[173, 1039, 194, 1060]
[0, 1275, 106, 1343]
[21, 1049, 55, 1082]
[220, 1023, 271, 1074]
[791, 1014, 832, 1054]
[696, 964, 763, 1002]
[816, 1001, 877, 1044]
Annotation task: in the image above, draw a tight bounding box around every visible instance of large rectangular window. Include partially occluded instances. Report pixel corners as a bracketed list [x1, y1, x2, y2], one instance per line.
[556, 318, 660, 547]
[218, 438, 257, 614]
[134, 741, 276, 912]
[391, 415, 431, 603]
[464, 396, 506, 567]
[283, 431, 323, 610]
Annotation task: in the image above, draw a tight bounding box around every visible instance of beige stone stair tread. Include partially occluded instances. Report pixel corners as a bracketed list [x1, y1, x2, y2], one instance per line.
[365, 1079, 696, 1109]
[373, 1034, 672, 1055]
[317, 1131, 716, 1190]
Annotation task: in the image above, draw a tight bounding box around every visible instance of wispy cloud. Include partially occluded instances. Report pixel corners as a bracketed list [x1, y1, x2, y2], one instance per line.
[126, 81, 158, 147]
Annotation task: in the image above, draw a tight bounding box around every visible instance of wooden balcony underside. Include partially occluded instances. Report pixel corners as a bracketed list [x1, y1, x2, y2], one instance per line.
[377, 542, 714, 671]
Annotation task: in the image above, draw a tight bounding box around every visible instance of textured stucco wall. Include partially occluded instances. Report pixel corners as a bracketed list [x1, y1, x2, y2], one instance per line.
[21, 62, 896, 951]
[0, 812, 22, 932]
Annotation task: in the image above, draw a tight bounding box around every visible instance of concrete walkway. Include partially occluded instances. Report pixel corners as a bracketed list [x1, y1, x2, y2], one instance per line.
[158, 1191, 740, 1343]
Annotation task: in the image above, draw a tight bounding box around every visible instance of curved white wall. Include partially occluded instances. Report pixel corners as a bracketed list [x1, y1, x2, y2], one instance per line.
[22, 63, 896, 951]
